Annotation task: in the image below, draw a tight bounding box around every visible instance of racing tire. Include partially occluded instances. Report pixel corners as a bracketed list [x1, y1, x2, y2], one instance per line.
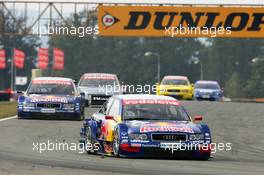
[85, 100, 89, 107]
[85, 126, 96, 154]
[77, 108, 85, 121]
[113, 129, 120, 157]
[77, 114, 84, 121]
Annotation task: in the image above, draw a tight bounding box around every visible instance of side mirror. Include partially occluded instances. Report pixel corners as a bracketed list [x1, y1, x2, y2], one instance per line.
[17, 91, 23, 94]
[105, 115, 115, 120]
[73, 79, 78, 85]
[80, 92, 85, 96]
[194, 115, 203, 121]
[191, 83, 194, 87]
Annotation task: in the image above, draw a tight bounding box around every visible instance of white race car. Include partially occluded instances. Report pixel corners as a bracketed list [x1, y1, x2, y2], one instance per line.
[77, 73, 122, 107]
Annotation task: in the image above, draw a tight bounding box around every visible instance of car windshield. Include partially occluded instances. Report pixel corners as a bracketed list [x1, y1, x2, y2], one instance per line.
[123, 104, 190, 121]
[79, 79, 118, 87]
[161, 79, 188, 85]
[195, 83, 220, 90]
[27, 83, 75, 95]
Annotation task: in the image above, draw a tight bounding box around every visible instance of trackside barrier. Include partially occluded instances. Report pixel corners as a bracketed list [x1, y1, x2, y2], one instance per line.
[230, 98, 264, 103]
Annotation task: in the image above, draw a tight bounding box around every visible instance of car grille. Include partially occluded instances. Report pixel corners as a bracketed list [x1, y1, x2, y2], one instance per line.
[37, 103, 61, 109]
[91, 95, 110, 105]
[152, 134, 187, 142]
[167, 89, 180, 92]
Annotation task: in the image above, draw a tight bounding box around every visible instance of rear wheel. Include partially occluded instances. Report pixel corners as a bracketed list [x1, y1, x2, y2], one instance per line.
[77, 108, 85, 121]
[113, 129, 120, 157]
[77, 114, 84, 121]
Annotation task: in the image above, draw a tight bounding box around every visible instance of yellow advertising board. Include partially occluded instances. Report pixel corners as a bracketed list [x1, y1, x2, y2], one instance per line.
[98, 6, 264, 38]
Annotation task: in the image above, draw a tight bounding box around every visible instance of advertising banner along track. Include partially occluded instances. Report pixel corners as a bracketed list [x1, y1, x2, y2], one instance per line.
[98, 6, 264, 38]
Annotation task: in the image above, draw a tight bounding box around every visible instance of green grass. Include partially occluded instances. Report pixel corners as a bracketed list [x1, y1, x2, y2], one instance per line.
[0, 102, 17, 119]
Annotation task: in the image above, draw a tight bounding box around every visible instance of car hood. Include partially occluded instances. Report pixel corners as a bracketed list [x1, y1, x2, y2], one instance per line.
[78, 86, 121, 95]
[124, 120, 201, 134]
[25, 94, 75, 103]
[160, 85, 192, 90]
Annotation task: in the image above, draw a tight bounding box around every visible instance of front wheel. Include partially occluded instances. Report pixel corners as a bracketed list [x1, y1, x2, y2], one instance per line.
[85, 126, 96, 154]
[77, 114, 84, 121]
[113, 129, 120, 157]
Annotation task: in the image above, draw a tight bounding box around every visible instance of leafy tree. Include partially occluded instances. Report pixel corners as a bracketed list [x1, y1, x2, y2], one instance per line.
[224, 72, 244, 97]
[244, 61, 264, 98]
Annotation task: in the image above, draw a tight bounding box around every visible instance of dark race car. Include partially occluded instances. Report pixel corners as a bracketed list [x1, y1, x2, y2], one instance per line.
[80, 94, 212, 159]
[17, 77, 85, 120]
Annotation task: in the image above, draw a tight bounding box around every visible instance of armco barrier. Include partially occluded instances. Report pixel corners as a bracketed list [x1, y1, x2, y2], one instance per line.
[230, 98, 264, 103]
[0, 91, 11, 101]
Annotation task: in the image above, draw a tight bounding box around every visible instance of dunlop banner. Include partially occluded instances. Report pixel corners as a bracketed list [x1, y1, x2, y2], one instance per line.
[98, 6, 264, 38]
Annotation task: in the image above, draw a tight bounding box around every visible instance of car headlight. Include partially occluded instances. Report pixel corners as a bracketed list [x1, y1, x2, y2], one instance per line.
[213, 91, 219, 95]
[129, 134, 148, 140]
[195, 90, 200, 94]
[63, 103, 75, 109]
[159, 89, 166, 92]
[23, 102, 35, 108]
[189, 133, 204, 140]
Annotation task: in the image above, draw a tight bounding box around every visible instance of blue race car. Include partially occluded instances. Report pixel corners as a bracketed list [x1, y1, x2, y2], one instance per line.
[80, 94, 212, 159]
[194, 80, 224, 101]
[17, 77, 85, 120]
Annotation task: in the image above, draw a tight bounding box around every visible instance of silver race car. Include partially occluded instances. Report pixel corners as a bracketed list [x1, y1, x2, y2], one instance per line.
[77, 73, 122, 107]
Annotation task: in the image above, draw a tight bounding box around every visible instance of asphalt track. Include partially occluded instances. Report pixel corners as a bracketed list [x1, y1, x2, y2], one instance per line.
[0, 101, 263, 175]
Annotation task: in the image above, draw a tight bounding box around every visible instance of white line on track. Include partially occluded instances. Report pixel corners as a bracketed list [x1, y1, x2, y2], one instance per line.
[0, 116, 17, 122]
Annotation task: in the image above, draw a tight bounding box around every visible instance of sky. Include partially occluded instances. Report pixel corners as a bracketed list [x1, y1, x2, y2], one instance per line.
[4, 0, 264, 5]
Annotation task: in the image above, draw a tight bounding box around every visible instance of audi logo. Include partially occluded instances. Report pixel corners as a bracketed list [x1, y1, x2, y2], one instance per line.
[44, 104, 52, 107]
[163, 135, 177, 140]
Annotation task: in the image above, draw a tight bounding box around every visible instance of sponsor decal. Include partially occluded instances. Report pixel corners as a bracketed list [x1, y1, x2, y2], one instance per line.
[140, 126, 194, 133]
[40, 108, 56, 113]
[103, 143, 113, 153]
[130, 143, 141, 147]
[121, 131, 128, 139]
[102, 13, 119, 27]
[123, 99, 179, 106]
[164, 76, 187, 80]
[121, 139, 129, 143]
[141, 144, 159, 148]
[92, 96, 108, 101]
[84, 75, 116, 80]
[160, 142, 182, 149]
[30, 96, 68, 103]
[98, 6, 264, 38]
[32, 80, 71, 85]
[130, 140, 149, 143]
